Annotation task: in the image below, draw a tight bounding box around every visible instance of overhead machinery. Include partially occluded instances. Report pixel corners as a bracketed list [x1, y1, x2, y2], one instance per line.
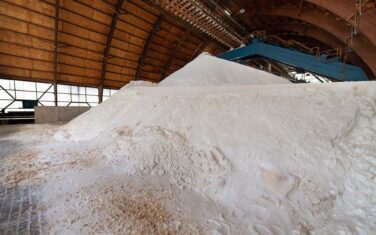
[218, 38, 368, 81]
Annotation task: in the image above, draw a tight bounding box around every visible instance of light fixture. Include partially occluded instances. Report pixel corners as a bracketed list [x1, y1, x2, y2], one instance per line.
[239, 8, 246, 14]
[224, 9, 231, 16]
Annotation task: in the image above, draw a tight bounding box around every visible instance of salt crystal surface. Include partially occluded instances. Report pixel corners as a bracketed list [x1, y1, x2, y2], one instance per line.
[159, 52, 291, 87]
[2, 53, 375, 234]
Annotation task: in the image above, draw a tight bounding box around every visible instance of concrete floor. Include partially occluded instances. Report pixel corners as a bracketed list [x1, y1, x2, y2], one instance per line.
[0, 125, 54, 235]
[0, 185, 46, 234]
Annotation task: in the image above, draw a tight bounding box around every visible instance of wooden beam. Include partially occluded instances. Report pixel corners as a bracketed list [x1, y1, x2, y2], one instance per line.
[161, 39, 210, 79]
[161, 28, 191, 79]
[297, 0, 304, 17]
[54, 0, 60, 106]
[98, 0, 125, 103]
[192, 40, 211, 58]
[146, 0, 243, 48]
[258, 6, 376, 77]
[135, 14, 164, 81]
[143, 0, 226, 48]
[0, 74, 121, 89]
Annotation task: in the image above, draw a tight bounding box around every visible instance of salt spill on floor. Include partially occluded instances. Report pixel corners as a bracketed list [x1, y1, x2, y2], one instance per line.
[1, 53, 376, 234]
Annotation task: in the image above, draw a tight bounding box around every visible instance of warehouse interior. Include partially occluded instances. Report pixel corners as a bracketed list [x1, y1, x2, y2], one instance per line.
[1, 0, 376, 234]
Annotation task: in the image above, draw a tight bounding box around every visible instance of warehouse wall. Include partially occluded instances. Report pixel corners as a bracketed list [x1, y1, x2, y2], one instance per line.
[35, 106, 90, 124]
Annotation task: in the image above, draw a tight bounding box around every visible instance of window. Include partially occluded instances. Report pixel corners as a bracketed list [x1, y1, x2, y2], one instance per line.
[103, 88, 117, 102]
[0, 79, 118, 113]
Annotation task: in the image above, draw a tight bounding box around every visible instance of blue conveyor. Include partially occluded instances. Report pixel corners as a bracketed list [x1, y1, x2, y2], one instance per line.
[218, 39, 368, 81]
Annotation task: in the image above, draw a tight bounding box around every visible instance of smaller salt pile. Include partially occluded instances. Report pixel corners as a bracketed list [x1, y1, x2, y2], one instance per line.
[159, 52, 291, 87]
[47, 53, 376, 234]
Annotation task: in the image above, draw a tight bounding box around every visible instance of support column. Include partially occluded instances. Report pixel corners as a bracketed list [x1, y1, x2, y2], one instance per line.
[267, 62, 272, 72]
[53, 0, 60, 106]
[135, 14, 164, 81]
[99, 0, 125, 103]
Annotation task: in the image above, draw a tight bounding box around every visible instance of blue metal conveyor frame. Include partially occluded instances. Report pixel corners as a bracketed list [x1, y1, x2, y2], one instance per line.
[218, 39, 368, 81]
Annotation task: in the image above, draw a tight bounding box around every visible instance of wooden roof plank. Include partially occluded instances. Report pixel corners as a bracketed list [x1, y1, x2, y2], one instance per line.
[0, 1, 55, 28]
[0, 14, 54, 40]
[4, 0, 55, 17]
[0, 0, 224, 88]
[0, 30, 54, 51]
[0, 41, 54, 61]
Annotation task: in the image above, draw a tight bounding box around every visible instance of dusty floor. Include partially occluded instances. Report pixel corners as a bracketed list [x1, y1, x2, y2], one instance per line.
[0, 124, 219, 234]
[0, 125, 53, 234]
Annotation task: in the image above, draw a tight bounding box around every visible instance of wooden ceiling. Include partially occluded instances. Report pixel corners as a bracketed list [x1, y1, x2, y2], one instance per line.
[213, 0, 376, 79]
[0, 0, 222, 89]
[0, 0, 375, 90]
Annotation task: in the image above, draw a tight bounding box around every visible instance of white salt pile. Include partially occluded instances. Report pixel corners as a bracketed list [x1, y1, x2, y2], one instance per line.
[55, 53, 290, 142]
[3, 53, 376, 234]
[159, 52, 291, 87]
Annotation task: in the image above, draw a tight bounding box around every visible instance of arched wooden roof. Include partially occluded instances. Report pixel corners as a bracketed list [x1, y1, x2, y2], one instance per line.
[0, 0, 223, 90]
[216, 0, 376, 79]
[1, 0, 375, 90]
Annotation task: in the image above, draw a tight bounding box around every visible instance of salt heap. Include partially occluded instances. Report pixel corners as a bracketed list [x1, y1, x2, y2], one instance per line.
[159, 52, 290, 87]
[56, 53, 290, 141]
[49, 53, 376, 234]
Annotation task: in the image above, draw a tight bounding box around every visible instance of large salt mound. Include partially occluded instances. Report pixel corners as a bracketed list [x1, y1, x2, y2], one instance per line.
[49, 54, 376, 234]
[56, 53, 290, 142]
[159, 52, 290, 87]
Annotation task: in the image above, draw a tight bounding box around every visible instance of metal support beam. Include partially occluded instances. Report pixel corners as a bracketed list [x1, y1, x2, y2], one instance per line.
[53, 0, 60, 106]
[251, 59, 264, 70]
[161, 28, 191, 79]
[0, 85, 15, 114]
[98, 0, 125, 103]
[270, 61, 289, 76]
[264, 59, 294, 79]
[135, 14, 163, 81]
[0, 85, 15, 100]
[267, 61, 272, 72]
[312, 73, 325, 83]
[37, 84, 54, 101]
